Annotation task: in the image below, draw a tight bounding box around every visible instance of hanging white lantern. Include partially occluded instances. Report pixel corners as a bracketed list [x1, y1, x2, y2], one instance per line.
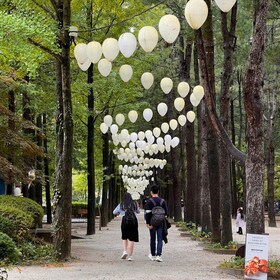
[138, 26, 159, 52]
[169, 119, 178, 130]
[157, 137, 164, 146]
[128, 110, 138, 123]
[174, 97, 185, 112]
[190, 93, 201, 107]
[214, 0, 237, 13]
[130, 132, 138, 142]
[77, 59, 91, 71]
[171, 137, 180, 148]
[102, 38, 119, 61]
[143, 108, 153, 122]
[86, 41, 102, 64]
[121, 140, 127, 148]
[14, 187, 21, 196]
[103, 115, 113, 127]
[164, 134, 172, 145]
[98, 58, 112, 77]
[153, 127, 161, 138]
[159, 14, 181, 44]
[110, 124, 118, 134]
[119, 64, 133, 82]
[115, 113, 125, 126]
[74, 43, 88, 64]
[118, 32, 137, 58]
[193, 85, 205, 101]
[187, 111, 196, 123]
[161, 122, 169, 134]
[160, 77, 173, 94]
[100, 123, 108, 134]
[157, 103, 168, 117]
[145, 130, 153, 140]
[177, 82, 190, 98]
[141, 72, 154, 90]
[138, 131, 145, 141]
[178, 115, 187, 126]
[184, 0, 208, 30]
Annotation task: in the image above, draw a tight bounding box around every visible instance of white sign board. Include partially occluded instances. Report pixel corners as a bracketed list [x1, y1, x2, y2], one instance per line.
[245, 233, 269, 279]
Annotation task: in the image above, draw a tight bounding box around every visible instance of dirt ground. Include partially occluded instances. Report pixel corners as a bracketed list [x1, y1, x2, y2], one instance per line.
[7, 212, 280, 280]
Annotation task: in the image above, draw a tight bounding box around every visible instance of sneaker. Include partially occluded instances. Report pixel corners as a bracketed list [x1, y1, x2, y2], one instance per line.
[156, 255, 163, 262]
[121, 251, 128, 259]
[127, 256, 133, 261]
[148, 253, 156, 261]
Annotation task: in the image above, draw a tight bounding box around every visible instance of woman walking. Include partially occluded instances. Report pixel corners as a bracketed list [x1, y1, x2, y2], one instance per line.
[236, 207, 245, 235]
[113, 193, 140, 261]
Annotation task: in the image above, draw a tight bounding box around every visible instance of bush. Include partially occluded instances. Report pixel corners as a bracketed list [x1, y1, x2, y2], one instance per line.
[0, 195, 44, 227]
[72, 202, 87, 217]
[0, 232, 20, 264]
[0, 215, 16, 239]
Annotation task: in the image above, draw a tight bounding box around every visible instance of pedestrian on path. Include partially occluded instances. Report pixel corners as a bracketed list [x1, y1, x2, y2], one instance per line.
[145, 184, 168, 262]
[236, 207, 245, 235]
[113, 192, 140, 261]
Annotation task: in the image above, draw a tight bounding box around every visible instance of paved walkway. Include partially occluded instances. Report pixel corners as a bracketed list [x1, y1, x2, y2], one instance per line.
[7, 213, 280, 280]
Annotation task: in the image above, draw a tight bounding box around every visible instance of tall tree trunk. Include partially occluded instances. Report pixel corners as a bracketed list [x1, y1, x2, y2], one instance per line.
[243, 0, 268, 234]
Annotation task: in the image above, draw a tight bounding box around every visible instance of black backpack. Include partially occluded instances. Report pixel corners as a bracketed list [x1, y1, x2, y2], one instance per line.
[150, 198, 166, 227]
[124, 204, 137, 225]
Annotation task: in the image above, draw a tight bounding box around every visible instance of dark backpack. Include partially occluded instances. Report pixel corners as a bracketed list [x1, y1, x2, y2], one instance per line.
[150, 198, 166, 227]
[124, 205, 137, 225]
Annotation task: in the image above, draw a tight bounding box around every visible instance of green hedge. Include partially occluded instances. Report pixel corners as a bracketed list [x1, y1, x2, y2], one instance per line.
[0, 232, 20, 264]
[0, 195, 44, 227]
[0, 215, 16, 239]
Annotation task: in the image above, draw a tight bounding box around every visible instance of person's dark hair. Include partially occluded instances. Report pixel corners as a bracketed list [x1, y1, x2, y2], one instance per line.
[239, 207, 244, 219]
[150, 184, 159, 194]
[120, 192, 135, 211]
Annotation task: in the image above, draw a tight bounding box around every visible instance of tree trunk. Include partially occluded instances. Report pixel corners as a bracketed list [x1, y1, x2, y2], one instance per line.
[243, 0, 268, 234]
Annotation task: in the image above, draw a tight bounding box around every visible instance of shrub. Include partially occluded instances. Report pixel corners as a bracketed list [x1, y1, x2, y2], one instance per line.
[0, 195, 44, 227]
[0, 215, 16, 239]
[0, 232, 20, 264]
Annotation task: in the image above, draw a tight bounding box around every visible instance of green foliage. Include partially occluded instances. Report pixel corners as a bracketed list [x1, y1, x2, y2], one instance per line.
[0, 232, 21, 265]
[0, 215, 16, 239]
[207, 241, 237, 250]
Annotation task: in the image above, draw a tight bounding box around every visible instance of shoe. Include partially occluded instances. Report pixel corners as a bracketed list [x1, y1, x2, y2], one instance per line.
[156, 255, 163, 262]
[127, 256, 133, 261]
[148, 253, 156, 261]
[121, 251, 128, 259]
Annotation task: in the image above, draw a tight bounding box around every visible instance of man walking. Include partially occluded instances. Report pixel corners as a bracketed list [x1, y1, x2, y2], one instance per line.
[145, 184, 168, 262]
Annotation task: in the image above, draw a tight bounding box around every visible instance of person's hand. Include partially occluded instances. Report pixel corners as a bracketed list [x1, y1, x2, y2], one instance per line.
[146, 224, 153, 229]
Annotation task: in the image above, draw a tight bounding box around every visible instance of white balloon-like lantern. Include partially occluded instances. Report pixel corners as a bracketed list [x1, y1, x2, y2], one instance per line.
[141, 72, 154, 90]
[187, 111, 196, 123]
[169, 119, 178, 130]
[158, 14, 181, 44]
[77, 60, 91, 71]
[102, 38, 119, 61]
[138, 26, 159, 53]
[178, 115, 187, 126]
[190, 93, 201, 107]
[184, 0, 208, 30]
[193, 85, 205, 100]
[177, 82, 190, 98]
[100, 123, 108, 134]
[157, 103, 168, 116]
[153, 127, 161, 138]
[138, 131, 145, 141]
[214, 0, 237, 13]
[118, 32, 137, 58]
[14, 187, 21, 196]
[86, 41, 102, 64]
[164, 134, 172, 145]
[171, 137, 180, 148]
[110, 124, 118, 134]
[161, 122, 169, 133]
[98, 58, 112, 77]
[130, 132, 138, 142]
[104, 115, 113, 127]
[74, 43, 87, 64]
[128, 110, 138, 123]
[143, 108, 153, 122]
[160, 77, 173, 94]
[174, 97, 185, 112]
[115, 113, 125, 126]
[119, 64, 133, 82]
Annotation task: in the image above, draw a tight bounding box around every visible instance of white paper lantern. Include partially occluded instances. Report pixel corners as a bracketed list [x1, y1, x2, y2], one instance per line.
[102, 38, 119, 61]
[169, 119, 178, 130]
[138, 26, 159, 52]
[119, 64, 133, 82]
[14, 187, 21, 196]
[174, 97, 185, 112]
[110, 124, 119, 134]
[130, 132, 138, 142]
[128, 110, 138, 123]
[100, 123, 108, 134]
[171, 137, 180, 148]
[157, 103, 168, 117]
[115, 113, 125, 126]
[98, 58, 112, 77]
[160, 77, 173, 94]
[74, 43, 88, 64]
[177, 82, 190, 98]
[118, 32, 137, 58]
[141, 72, 154, 90]
[86, 41, 102, 64]
[184, 0, 208, 30]
[157, 137, 164, 146]
[178, 115, 187, 126]
[190, 93, 201, 107]
[193, 85, 205, 100]
[104, 115, 113, 127]
[159, 14, 181, 44]
[187, 111, 196, 123]
[77, 59, 91, 71]
[138, 131, 145, 141]
[153, 127, 161, 138]
[161, 122, 169, 134]
[143, 108, 153, 122]
[164, 134, 172, 145]
[214, 0, 237, 13]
